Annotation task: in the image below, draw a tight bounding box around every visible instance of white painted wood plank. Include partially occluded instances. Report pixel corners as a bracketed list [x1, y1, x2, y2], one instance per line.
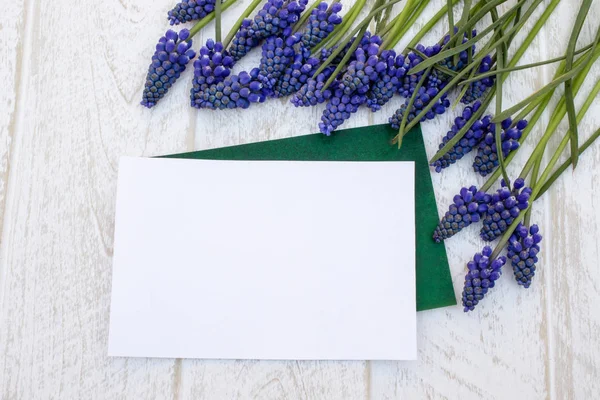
[0, 0, 26, 246]
[0, 0, 196, 398]
[544, 2, 600, 398]
[1, 0, 599, 398]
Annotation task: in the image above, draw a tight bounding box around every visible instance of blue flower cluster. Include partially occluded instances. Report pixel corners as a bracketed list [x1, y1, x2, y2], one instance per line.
[480, 178, 531, 241]
[228, 0, 308, 61]
[141, 29, 196, 109]
[300, 2, 343, 49]
[168, 0, 217, 25]
[507, 223, 542, 288]
[319, 37, 386, 135]
[192, 69, 266, 109]
[433, 186, 491, 243]
[461, 55, 494, 104]
[473, 119, 528, 176]
[190, 39, 235, 106]
[462, 246, 507, 312]
[258, 32, 300, 90]
[389, 44, 453, 129]
[430, 102, 491, 172]
[290, 66, 335, 106]
[272, 50, 320, 98]
[366, 50, 407, 112]
[190, 39, 267, 110]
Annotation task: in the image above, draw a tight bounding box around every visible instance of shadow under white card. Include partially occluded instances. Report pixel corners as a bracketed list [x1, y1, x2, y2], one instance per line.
[108, 157, 416, 360]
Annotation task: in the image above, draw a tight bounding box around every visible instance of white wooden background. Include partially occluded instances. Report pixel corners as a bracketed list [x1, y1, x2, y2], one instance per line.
[1, 0, 599, 398]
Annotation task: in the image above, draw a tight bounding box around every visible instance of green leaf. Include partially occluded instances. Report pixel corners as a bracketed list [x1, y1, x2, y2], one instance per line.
[563, 0, 593, 170]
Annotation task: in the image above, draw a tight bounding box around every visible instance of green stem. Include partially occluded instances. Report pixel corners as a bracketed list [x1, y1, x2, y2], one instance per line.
[312, 0, 400, 77]
[452, 0, 471, 65]
[480, 45, 599, 193]
[398, 66, 433, 147]
[491, 79, 600, 260]
[381, 0, 417, 50]
[312, 0, 364, 54]
[493, 26, 600, 122]
[423, 0, 550, 160]
[381, 0, 429, 40]
[410, 0, 532, 75]
[222, 0, 263, 49]
[188, 0, 241, 41]
[292, 0, 321, 34]
[403, 0, 461, 53]
[495, 34, 510, 186]
[215, 0, 222, 42]
[536, 127, 600, 197]
[564, 0, 593, 169]
[447, 0, 454, 37]
[517, 46, 600, 180]
[459, 43, 593, 84]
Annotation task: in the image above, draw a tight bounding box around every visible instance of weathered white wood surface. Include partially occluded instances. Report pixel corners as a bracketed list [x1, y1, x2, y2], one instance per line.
[0, 0, 599, 399]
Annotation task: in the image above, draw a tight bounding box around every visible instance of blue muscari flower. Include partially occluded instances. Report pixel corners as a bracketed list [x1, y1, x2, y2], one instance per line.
[190, 39, 235, 106]
[389, 86, 450, 129]
[507, 223, 542, 288]
[300, 2, 343, 49]
[319, 87, 366, 135]
[396, 43, 443, 98]
[461, 54, 494, 104]
[431, 102, 491, 172]
[191, 68, 266, 110]
[433, 186, 491, 243]
[273, 49, 320, 98]
[366, 51, 407, 112]
[168, 0, 217, 25]
[480, 178, 532, 241]
[473, 118, 528, 176]
[142, 29, 196, 109]
[258, 31, 299, 90]
[462, 246, 507, 312]
[290, 66, 334, 106]
[228, 0, 308, 61]
[439, 29, 477, 74]
[318, 40, 383, 135]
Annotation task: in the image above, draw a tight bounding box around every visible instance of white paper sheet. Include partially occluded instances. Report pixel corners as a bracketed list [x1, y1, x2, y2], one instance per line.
[108, 157, 416, 360]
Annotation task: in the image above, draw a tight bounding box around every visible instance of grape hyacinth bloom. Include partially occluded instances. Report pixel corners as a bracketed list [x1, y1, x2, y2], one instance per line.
[141, 29, 196, 109]
[507, 223, 542, 288]
[273, 50, 320, 98]
[430, 102, 491, 172]
[290, 66, 335, 106]
[461, 55, 494, 104]
[228, 0, 308, 61]
[366, 51, 407, 112]
[168, 0, 217, 25]
[397, 43, 443, 98]
[432, 186, 491, 243]
[192, 68, 266, 110]
[319, 42, 386, 135]
[389, 86, 450, 129]
[480, 178, 532, 241]
[319, 83, 366, 135]
[473, 119, 528, 176]
[258, 32, 299, 90]
[190, 39, 235, 106]
[300, 2, 343, 49]
[462, 246, 507, 312]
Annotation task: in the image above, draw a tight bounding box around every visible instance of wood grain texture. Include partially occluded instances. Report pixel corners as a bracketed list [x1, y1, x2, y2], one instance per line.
[0, 0, 27, 246]
[1, 0, 599, 398]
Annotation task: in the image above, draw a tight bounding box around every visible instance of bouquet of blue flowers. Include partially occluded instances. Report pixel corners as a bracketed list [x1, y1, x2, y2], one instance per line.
[140, 0, 600, 312]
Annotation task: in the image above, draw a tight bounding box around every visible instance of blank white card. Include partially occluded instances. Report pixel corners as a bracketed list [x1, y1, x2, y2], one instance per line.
[108, 157, 416, 360]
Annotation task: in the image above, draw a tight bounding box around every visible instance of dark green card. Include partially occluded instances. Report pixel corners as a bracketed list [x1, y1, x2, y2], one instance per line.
[164, 123, 456, 311]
